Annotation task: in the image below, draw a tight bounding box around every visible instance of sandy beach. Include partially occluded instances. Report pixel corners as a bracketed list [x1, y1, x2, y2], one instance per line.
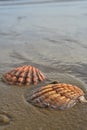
[0, 0, 87, 130]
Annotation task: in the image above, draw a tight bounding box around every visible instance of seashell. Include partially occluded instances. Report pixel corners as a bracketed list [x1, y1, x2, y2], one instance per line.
[2, 65, 45, 86]
[29, 83, 87, 110]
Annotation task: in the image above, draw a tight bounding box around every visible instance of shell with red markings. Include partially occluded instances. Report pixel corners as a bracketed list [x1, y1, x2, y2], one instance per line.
[29, 83, 86, 110]
[2, 65, 45, 86]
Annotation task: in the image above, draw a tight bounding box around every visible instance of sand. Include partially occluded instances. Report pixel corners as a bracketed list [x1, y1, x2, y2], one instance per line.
[0, 0, 87, 130]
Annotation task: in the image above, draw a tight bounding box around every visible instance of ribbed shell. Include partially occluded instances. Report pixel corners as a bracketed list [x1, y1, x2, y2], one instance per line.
[2, 65, 45, 86]
[29, 83, 84, 110]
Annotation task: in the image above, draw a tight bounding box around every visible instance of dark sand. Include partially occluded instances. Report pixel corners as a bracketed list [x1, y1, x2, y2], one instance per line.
[0, 0, 87, 130]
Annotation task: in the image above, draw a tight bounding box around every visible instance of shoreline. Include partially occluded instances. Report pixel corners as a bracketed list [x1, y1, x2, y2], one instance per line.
[0, 0, 86, 6]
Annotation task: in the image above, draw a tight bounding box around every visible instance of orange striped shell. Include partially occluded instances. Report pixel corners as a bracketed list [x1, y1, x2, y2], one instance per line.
[2, 65, 45, 86]
[29, 83, 85, 110]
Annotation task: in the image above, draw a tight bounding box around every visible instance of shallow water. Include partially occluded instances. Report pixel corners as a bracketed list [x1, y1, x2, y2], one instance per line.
[0, 0, 87, 130]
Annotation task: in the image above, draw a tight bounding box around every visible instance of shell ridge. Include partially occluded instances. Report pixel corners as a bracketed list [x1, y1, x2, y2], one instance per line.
[32, 92, 59, 108]
[37, 70, 44, 81]
[39, 70, 45, 80]
[2, 65, 45, 86]
[29, 83, 85, 110]
[32, 67, 38, 85]
[26, 66, 32, 85]
[34, 84, 57, 95]
[31, 88, 55, 100]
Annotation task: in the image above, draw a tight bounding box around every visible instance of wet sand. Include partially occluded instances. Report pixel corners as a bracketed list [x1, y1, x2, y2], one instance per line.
[0, 0, 87, 130]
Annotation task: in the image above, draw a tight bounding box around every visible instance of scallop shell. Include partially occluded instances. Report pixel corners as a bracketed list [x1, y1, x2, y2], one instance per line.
[2, 65, 45, 86]
[29, 83, 85, 110]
